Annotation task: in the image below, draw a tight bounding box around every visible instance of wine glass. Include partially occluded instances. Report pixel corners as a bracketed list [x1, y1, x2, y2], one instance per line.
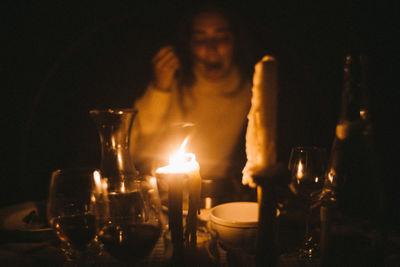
[288, 146, 327, 262]
[99, 175, 163, 264]
[47, 168, 105, 264]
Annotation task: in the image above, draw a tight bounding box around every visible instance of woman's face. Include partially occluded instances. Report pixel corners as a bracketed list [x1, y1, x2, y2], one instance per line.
[190, 11, 235, 81]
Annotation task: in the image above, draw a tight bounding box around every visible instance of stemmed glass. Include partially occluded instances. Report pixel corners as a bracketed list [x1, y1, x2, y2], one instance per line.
[47, 168, 106, 265]
[288, 146, 327, 262]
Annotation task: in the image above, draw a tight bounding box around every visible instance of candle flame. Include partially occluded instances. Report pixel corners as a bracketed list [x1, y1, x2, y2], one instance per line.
[93, 170, 102, 187]
[156, 137, 199, 174]
[169, 138, 188, 165]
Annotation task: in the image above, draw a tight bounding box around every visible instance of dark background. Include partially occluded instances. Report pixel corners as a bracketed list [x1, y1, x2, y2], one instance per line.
[1, 1, 397, 221]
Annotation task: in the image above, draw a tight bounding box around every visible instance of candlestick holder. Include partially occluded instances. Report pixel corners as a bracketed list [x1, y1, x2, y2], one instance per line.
[158, 173, 203, 266]
[155, 171, 201, 266]
[253, 163, 290, 267]
[155, 173, 184, 265]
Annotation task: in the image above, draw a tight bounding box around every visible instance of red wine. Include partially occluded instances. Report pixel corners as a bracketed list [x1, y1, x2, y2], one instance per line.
[101, 224, 161, 262]
[108, 191, 145, 221]
[290, 180, 323, 202]
[51, 214, 96, 249]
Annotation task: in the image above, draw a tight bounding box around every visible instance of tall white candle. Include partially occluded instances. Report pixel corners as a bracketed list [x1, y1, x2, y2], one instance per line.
[242, 55, 278, 187]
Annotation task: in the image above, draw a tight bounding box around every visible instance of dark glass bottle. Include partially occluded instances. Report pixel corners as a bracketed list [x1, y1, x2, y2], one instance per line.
[320, 55, 384, 266]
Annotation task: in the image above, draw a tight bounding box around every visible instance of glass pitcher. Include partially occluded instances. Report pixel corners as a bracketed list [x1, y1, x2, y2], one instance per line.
[90, 108, 162, 263]
[89, 108, 138, 193]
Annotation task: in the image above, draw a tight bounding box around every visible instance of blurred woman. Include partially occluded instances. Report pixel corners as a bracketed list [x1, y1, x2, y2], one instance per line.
[130, 4, 256, 201]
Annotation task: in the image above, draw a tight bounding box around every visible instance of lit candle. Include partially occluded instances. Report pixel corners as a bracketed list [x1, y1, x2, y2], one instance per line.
[155, 138, 201, 256]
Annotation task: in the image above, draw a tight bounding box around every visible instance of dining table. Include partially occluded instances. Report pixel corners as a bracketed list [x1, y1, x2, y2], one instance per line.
[1, 197, 399, 267]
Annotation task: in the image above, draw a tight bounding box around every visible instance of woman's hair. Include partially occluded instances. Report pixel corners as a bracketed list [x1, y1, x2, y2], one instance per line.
[174, 3, 256, 88]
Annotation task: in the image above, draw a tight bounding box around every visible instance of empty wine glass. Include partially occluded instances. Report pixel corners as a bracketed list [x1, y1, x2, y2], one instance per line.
[288, 146, 327, 262]
[47, 168, 106, 264]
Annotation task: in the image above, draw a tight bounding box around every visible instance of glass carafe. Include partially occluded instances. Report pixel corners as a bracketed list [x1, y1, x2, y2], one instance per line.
[90, 109, 162, 264]
[89, 108, 138, 192]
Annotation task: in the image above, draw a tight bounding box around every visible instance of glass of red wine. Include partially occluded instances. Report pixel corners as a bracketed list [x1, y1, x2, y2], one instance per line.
[99, 175, 163, 264]
[47, 168, 106, 264]
[288, 146, 327, 262]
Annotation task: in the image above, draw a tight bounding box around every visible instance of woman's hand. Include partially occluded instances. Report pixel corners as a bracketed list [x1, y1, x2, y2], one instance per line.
[152, 46, 180, 91]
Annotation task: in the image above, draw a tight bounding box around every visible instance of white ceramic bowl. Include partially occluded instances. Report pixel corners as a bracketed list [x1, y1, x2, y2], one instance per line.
[209, 202, 258, 251]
